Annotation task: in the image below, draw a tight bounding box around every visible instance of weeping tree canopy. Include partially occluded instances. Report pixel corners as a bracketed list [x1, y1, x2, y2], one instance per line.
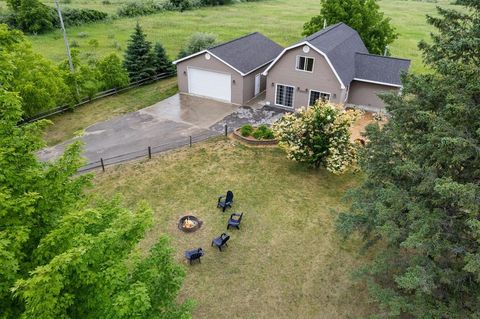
[337, 1, 480, 317]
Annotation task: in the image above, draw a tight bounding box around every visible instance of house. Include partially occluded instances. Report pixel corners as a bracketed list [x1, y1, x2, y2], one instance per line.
[173, 32, 283, 105]
[174, 23, 410, 112]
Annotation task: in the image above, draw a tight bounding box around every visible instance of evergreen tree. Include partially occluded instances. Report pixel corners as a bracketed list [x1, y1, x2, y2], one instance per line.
[123, 23, 156, 82]
[302, 0, 397, 55]
[337, 1, 480, 317]
[153, 42, 174, 74]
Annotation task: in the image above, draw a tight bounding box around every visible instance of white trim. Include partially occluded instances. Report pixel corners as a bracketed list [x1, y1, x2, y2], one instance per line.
[263, 42, 346, 89]
[295, 55, 315, 73]
[344, 85, 350, 103]
[352, 78, 402, 88]
[173, 50, 208, 65]
[173, 50, 275, 77]
[243, 59, 275, 76]
[308, 89, 331, 106]
[274, 83, 295, 108]
[174, 50, 245, 76]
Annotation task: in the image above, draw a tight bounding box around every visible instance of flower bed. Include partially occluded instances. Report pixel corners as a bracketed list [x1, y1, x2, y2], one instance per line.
[232, 124, 278, 146]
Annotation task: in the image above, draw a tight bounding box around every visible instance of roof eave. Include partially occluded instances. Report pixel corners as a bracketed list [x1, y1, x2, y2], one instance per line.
[173, 49, 246, 76]
[353, 78, 403, 88]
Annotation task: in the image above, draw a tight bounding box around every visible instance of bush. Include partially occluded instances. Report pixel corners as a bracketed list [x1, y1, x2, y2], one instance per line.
[177, 32, 217, 59]
[117, 1, 164, 17]
[58, 7, 108, 27]
[253, 124, 274, 139]
[273, 102, 360, 173]
[240, 124, 254, 137]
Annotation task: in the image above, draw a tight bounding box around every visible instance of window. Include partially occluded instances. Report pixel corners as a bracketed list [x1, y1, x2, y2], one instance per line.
[296, 56, 314, 72]
[309, 90, 330, 106]
[276, 84, 294, 108]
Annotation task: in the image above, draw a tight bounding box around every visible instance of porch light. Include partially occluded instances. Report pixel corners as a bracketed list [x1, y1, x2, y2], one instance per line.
[232, 79, 236, 84]
[271, 82, 275, 87]
[183, 71, 187, 75]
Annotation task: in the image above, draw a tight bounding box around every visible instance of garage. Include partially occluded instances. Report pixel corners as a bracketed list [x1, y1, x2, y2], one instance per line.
[187, 68, 232, 102]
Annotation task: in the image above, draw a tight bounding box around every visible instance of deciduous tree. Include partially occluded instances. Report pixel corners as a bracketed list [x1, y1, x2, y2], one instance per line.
[302, 0, 397, 55]
[97, 53, 129, 90]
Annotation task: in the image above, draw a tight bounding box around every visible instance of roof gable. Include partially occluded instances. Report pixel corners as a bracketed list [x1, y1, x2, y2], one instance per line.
[305, 23, 368, 86]
[173, 32, 283, 76]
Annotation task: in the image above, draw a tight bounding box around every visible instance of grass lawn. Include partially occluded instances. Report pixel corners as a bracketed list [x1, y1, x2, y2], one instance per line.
[91, 137, 374, 318]
[42, 77, 178, 146]
[24, 0, 461, 74]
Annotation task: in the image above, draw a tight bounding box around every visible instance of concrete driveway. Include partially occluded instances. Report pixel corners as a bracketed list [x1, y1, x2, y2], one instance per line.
[38, 94, 239, 164]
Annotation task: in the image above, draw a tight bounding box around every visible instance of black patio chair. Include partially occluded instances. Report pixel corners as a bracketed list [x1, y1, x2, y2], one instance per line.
[217, 191, 234, 212]
[184, 248, 204, 265]
[227, 212, 243, 230]
[211, 233, 230, 251]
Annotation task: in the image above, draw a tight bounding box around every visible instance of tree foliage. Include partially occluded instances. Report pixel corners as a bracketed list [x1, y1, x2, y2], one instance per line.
[337, 1, 480, 317]
[123, 23, 156, 82]
[273, 101, 360, 174]
[177, 32, 217, 59]
[0, 89, 192, 318]
[97, 53, 130, 90]
[153, 42, 175, 74]
[302, 0, 397, 55]
[0, 24, 69, 117]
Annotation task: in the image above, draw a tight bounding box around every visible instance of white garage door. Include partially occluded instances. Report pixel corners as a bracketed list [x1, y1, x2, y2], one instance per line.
[188, 68, 232, 102]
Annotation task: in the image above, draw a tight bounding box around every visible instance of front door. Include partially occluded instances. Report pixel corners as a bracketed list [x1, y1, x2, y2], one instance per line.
[254, 74, 261, 96]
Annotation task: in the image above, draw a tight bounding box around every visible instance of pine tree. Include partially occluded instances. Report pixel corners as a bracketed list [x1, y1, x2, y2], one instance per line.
[337, 1, 480, 317]
[153, 42, 174, 74]
[123, 23, 155, 82]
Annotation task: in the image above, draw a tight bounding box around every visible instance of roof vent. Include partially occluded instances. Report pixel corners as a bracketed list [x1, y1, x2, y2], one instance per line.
[303, 45, 310, 53]
[205, 53, 211, 60]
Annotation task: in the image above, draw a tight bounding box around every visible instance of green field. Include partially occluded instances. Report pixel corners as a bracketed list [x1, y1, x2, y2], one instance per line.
[92, 137, 375, 319]
[16, 0, 460, 73]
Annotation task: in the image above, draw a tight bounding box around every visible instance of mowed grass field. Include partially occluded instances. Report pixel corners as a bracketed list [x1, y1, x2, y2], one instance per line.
[18, 0, 461, 73]
[92, 138, 374, 319]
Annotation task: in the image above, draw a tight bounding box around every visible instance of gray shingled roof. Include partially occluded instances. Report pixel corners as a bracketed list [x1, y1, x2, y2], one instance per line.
[304, 23, 368, 87]
[354, 53, 411, 86]
[209, 32, 283, 75]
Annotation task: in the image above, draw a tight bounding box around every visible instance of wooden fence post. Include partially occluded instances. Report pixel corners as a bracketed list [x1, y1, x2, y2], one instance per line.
[224, 124, 228, 136]
[148, 146, 152, 159]
[189, 136, 192, 147]
[100, 158, 105, 172]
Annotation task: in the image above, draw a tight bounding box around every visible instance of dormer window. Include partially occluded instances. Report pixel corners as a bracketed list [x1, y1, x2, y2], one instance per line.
[296, 56, 314, 72]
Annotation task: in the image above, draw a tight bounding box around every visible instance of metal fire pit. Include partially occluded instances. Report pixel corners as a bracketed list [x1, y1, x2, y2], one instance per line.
[178, 215, 202, 233]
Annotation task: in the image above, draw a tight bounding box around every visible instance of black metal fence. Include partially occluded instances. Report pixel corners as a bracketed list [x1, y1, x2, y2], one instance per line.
[21, 72, 175, 124]
[77, 125, 229, 173]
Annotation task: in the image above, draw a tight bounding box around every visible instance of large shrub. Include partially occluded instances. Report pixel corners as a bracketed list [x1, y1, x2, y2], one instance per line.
[273, 101, 360, 174]
[97, 53, 129, 90]
[177, 32, 217, 59]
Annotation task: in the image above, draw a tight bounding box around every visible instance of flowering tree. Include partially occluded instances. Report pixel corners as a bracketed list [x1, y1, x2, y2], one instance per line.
[272, 101, 360, 174]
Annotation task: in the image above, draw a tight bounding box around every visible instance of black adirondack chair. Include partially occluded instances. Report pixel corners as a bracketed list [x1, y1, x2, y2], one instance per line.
[211, 233, 230, 251]
[184, 248, 204, 265]
[227, 213, 243, 230]
[217, 191, 234, 212]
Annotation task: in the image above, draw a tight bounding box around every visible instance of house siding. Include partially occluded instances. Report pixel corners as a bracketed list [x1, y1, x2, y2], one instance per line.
[347, 81, 399, 112]
[176, 53, 244, 105]
[265, 47, 345, 109]
[242, 65, 268, 104]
